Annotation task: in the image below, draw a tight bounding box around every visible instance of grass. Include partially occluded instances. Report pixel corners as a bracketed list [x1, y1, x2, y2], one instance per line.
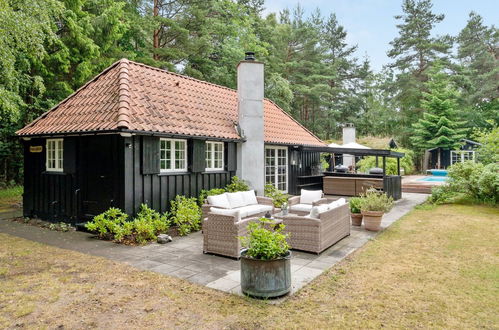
[0, 204, 498, 328]
[0, 185, 22, 212]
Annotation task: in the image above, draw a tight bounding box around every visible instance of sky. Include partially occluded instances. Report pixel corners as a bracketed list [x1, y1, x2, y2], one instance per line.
[263, 0, 499, 71]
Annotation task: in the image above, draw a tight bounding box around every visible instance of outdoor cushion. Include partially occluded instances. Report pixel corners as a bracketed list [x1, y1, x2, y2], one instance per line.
[290, 203, 314, 213]
[317, 204, 329, 214]
[236, 204, 272, 218]
[308, 206, 320, 219]
[210, 207, 241, 222]
[207, 193, 231, 209]
[240, 190, 258, 206]
[328, 198, 347, 210]
[299, 189, 323, 204]
[226, 192, 246, 208]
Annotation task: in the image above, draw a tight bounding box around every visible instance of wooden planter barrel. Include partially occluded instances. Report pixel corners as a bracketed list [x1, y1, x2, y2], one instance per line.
[240, 249, 291, 298]
[361, 210, 384, 231]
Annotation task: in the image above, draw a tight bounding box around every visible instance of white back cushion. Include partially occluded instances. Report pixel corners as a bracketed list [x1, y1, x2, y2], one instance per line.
[240, 190, 258, 206]
[328, 198, 347, 210]
[207, 193, 231, 209]
[210, 207, 241, 222]
[300, 189, 323, 204]
[308, 206, 320, 219]
[226, 192, 246, 208]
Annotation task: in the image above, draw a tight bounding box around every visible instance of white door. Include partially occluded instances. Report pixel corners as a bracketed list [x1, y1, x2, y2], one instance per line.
[265, 146, 288, 192]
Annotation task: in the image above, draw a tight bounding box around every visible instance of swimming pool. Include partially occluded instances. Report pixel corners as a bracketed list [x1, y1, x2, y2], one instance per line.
[427, 169, 448, 176]
[417, 176, 448, 182]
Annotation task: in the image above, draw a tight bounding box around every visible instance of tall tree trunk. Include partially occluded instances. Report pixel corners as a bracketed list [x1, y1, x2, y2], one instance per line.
[153, 0, 160, 60]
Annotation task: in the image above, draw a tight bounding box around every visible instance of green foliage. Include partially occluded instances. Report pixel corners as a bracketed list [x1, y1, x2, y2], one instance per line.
[360, 190, 394, 213]
[169, 196, 201, 236]
[85, 207, 129, 241]
[48, 222, 74, 232]
[198, 188, 226, 206]
[0, 185, 23, 199]
[428, 185, 459, 205]
[85, 204, 169, 244]
[225, 176, 250, 193]
[264, 184, 289, 208]
[410, 64, 467, 151]
[240, 219, 290, 260]
[475, 126, 499, 165]
[356, 148, 415, 175]
[349, 197, 363, 214]
[446, 162, 499, 204]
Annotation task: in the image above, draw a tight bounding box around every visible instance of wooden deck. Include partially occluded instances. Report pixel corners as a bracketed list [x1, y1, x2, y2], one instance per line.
[401, 175, 445, 194]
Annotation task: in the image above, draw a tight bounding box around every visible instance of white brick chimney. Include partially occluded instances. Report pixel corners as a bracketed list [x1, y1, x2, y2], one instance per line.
[343, 123, 356, 168]
[236, 52, 265, 194]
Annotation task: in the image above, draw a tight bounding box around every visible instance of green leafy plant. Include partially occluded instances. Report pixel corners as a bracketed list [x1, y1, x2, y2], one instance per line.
[264, 184, 289, 208]
[445, 161, 498, 204]
[225, 176, 250, 192]
[240, 218, 290, 260]
[48, 222, 74, 232]
[356, 148, 415, 175]
[169, 195, 201, 236]
[428, 185, 460, 205]
[349, 197, 363, 214]
[85, 207, 129, 240]
[198, 188, 226, 206]
[360, 189, 394, 213]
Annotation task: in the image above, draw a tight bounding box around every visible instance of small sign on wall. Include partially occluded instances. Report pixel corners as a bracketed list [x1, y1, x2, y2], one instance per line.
[30, 146, 43, 153]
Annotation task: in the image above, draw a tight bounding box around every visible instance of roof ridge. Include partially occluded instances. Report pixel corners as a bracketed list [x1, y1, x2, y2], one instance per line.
[264, 99, 325, 146]
[125, 59, 237, 93]
[116, 59, 131, 129]
[16, 59, 123, 134]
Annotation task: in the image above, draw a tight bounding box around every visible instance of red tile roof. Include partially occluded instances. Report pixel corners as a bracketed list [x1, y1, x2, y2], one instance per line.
[17, 59, 325, 147]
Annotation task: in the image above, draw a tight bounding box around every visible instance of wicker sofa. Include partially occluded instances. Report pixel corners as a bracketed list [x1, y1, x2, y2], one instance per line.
[201, 190, 274, 220]
[288, 189, 335, 216]
[280, 201, 350, 254]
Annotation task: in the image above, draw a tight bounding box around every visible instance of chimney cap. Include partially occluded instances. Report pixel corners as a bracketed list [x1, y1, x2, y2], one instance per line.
[244, 51, 256, 61]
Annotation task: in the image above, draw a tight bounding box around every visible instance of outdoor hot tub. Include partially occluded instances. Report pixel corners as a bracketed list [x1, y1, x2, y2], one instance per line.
[427, 169, 448, 176]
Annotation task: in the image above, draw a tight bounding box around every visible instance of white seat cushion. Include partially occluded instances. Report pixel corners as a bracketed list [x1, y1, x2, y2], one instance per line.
[240, 190, 258, 206]
[226, 192, 246, 208]
[236, 204, 272, 218]
[290, 203, 313, 213]
[300, 189, 323, 204]
[210, 207, 241, 222]
[328, 198, 347, 210]
[207, 193, 231, 209]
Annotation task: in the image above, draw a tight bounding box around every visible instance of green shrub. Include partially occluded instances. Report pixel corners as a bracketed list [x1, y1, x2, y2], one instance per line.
[475, 163, 499, 204]
[360, 189, 393, 213]
[349, 197, 363, 213]
[264, 184, 289, 208]
[85, 207, 129, 240]
[356, 148, 414, 175]
[240, 218, 290, 260]
[169, 195, 201, 236]
[428, 185, 459, 205]
[475, 126, 498, 165]
[85, 204, 169, 244]
[225, 176, 250, 192]
[198, 188, 226, 206]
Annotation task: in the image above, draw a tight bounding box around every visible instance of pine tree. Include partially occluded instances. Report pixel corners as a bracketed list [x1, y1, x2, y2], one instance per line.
[411, 64, 467, 165]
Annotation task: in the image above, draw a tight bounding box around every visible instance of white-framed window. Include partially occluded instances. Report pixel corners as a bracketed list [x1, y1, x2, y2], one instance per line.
[451, 150, 475, 165]
[46, 138, 63, 172]
[265, 146, 288, 192]
[205, 141, 224, 171]
[160, 138, 187, 172]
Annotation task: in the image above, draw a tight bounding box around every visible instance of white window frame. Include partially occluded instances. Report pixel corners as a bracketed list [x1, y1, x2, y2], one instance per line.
[46, 138, 64, 172]
[450, 150, 475, 165]
[205, 141, 224, 171]
[160, 138, 187, 172]
[265, 146, 288, 193]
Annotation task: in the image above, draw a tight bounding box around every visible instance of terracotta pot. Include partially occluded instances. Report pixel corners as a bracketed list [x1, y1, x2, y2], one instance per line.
[350, 213, 363, 226]
[361, 210, 384, 231]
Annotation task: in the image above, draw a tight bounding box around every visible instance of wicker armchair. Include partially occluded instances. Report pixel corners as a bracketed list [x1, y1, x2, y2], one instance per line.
[280, 203, 350, 254]
[288, 193, 339, 216]
[202, 212, 257, 258]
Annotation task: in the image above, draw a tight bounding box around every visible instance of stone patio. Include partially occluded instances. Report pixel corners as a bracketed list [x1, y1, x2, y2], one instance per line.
[0, 193, 427, 297]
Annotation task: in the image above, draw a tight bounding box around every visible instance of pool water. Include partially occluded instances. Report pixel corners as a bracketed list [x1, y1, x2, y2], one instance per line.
[428, 169, 448, 176]
[418, 176, 448, 182]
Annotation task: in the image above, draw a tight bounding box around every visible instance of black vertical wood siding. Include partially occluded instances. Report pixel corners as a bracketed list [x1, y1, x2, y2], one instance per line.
[288, 149, 321, 195]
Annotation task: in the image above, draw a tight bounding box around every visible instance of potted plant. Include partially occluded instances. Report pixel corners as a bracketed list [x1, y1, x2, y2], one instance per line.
[360, 189, 394, 231]
[349, 197, 363, 226]
[239, 218, 291, 298]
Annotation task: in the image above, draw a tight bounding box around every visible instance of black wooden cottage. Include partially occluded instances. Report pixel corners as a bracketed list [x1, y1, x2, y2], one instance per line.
[427, 139, 482, 169]
[17, 57, 326, 224]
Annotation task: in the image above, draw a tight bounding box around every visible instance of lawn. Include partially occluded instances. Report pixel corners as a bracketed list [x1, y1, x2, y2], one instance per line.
[0, 186, 22, 213]
[0, 204, 498, 329]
